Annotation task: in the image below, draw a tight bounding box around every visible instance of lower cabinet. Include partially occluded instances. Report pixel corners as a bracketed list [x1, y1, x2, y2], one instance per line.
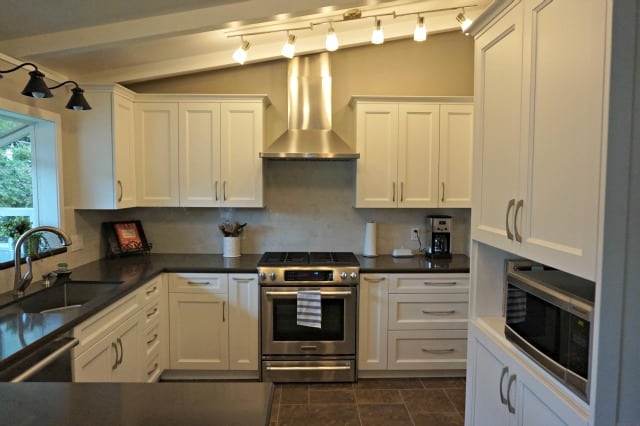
[358, 273, 469, 373]
[465, 320, 589, 426]
[168, 273, 258, 373]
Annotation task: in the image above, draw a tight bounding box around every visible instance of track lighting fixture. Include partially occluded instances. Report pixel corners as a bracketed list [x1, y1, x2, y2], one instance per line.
[48, 81, 92, 110]
[326, 24, 339, 52]
[227, 4, 476, 62]
[0, 62, 90, 110]
[281, 33, 296, 59]
[414, 15, 427, 42]
[456, 9, 473, 32]
[371, 18, 384, 45]
[232, 38, 251, 64]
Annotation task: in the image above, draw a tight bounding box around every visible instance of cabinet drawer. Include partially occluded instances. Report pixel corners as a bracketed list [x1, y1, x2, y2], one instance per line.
[141, 275, 163, 305]
[72, 291, 140, 357]
[390, 274, 469, 293]
[388, 293, 468, 330]
[144, 322, 161, 358]
[388, 330, 467, 370]
[169, 273, 228, 294]
[144, 351, 162, 383]
[142, 300, 161, 329]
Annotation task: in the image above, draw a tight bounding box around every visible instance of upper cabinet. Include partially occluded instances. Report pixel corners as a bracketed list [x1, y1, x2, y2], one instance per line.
[471, 0, 606, 280]
[73, 85, 137, 209]
[352, 97, 473, 209]
[72, 89, 268, 209]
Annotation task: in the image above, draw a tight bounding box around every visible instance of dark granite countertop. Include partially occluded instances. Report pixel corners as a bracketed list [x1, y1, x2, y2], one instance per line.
[357, 254, 470, 273]
[1, 382, 273, 426]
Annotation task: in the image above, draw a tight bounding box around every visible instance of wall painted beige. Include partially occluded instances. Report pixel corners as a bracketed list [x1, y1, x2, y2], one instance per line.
[128, 32, 474, 145]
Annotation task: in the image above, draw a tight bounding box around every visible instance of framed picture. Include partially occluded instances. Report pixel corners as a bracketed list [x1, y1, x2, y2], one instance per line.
[103, 220, 151, 258]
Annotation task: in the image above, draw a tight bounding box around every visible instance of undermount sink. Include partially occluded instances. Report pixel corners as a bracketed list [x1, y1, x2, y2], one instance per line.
[8, 282, 121, 314]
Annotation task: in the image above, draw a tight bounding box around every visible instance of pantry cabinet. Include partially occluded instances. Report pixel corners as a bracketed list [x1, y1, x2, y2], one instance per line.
[471, 0, 605, 280]
[73, 84, 137, 209]
[358, 273, 389, 370]
[352, 97, 473, 209]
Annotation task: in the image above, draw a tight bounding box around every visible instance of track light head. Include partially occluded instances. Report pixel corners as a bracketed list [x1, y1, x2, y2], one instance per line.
[456, 10, 473, 32]
[414, 15, 427, 42]
[232, 39, 251, 64]
[281, 33, 296, 59]
[326, 24, 339, 52]
[371, 18, 384, 45]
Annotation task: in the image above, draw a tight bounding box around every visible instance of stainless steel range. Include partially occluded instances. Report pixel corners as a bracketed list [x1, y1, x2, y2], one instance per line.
[258, 252, 359, 383]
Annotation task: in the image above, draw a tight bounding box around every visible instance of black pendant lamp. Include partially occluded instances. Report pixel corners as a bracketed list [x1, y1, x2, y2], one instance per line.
[21, 69, 53, 99]
[49, 81, 92, 110]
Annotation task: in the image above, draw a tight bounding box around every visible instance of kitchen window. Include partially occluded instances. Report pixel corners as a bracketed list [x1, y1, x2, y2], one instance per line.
[0, 101, 64, 266]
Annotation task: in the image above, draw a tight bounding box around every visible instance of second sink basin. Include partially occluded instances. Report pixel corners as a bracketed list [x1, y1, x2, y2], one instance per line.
[13, 282, 122, 314]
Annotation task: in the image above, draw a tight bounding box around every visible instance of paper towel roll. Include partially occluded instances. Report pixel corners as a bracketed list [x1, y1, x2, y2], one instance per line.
[363, 221, 378, 257]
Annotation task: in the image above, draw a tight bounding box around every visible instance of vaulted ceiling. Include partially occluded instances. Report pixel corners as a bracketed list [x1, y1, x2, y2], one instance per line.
[0, 0, 489, 84]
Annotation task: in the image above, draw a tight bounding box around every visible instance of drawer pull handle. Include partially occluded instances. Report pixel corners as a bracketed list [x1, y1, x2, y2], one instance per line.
[421, 348, 455, 354]
[147, 363, 159, 377]
[364, 277, 386, 283]
[147, 334, 158, 345]
[232, 277, 255, 282]
[421, 309, 456, 315]
[146, 308, 158, 318]
[145, 286, 158, 296]
[187, 281, 211, 286]
[423, 281, 457, 286]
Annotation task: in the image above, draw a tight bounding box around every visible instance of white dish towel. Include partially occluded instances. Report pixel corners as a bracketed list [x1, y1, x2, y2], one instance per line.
[297, 290, 322, 328]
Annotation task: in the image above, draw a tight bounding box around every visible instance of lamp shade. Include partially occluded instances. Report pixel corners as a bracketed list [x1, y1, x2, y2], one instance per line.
[21, 70, 52, 99]
[66, 87, 92, 110]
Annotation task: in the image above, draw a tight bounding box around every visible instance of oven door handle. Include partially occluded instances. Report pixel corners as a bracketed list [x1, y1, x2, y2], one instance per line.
[10, 337, 79, 382]
[265, 365, 352, 371]
[264, 290, 353, 297]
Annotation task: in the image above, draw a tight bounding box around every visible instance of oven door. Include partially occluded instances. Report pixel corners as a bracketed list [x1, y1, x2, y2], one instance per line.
[261, 286, 357, 356]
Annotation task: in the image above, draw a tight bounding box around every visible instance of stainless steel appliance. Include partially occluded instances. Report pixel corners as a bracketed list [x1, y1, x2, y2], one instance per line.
[425, 215, 452, 258]
[258, 252, 358, 383]
[505, 260, 594, 401]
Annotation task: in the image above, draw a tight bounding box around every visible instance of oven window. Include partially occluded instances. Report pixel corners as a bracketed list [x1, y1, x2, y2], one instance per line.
[272, 298, 345, 341]
[506, 284, 561, 361]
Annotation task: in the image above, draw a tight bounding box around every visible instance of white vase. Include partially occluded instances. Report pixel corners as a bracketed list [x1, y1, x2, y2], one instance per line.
[223, 237, 241, 258]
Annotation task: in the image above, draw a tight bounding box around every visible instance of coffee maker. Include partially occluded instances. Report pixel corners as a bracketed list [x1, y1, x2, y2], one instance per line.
[425, 215, 452, 258]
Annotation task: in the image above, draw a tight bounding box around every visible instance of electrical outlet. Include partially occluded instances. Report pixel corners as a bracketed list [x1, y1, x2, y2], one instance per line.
[411, 227, 419, 241]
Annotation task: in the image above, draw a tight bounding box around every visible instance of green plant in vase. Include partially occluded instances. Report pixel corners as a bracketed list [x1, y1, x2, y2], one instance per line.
[0, 217, 50, 257]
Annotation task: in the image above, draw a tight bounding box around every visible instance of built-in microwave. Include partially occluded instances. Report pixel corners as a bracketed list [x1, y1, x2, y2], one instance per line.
[504, 260, 595, 402]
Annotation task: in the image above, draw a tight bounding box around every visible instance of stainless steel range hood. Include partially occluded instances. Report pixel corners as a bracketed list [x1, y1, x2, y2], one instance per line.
[260, 53, 359, 160]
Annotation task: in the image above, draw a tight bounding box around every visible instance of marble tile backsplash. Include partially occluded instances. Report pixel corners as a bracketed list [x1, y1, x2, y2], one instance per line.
[0, 161, 470, 293]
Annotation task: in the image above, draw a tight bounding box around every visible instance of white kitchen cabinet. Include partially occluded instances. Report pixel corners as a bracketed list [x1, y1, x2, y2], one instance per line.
[179, 99, 265, 207]
[227, 274, 259, 370]
[353, 97, 473, 209]
[168, 273, 259, 375]
[73, 312, 142, 382]
[135, 102, 180, 206]
[358, 273, 389, 371]
[465, 320, 588, 426]
[438, 104, 474, 207]
[471, 0, 605, 280]
[72, 84, 136, 209]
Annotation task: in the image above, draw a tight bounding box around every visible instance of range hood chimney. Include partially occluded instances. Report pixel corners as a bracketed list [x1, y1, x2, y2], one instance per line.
[260, 52, 359, 160]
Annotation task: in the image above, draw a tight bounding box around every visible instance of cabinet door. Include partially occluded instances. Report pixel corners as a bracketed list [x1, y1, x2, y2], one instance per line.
[227, 274, 259, 371]
[179, 103, 221, 207]
[358, 274, 389, 370]
[398, 104, 440, 208]
[113, 93, 136, 208]
[355, 103, 399, 207]
[135, 102, 179, 206]
[465, 328, 513, 426]
[439, 104, 474, 207]
[73, 334, 115, 382]
[471, 3, 524, 249]
[220, 103, 263, 207]
[518, 0, 606, 280]
[109, 314, 141, 382]
[169, 292, 228, 370]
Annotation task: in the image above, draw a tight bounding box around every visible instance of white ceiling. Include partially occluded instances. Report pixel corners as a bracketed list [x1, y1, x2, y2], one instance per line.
[0, 0, 489, 84]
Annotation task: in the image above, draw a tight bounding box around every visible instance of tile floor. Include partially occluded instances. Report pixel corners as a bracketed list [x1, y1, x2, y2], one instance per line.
[268, 377, 466, 426]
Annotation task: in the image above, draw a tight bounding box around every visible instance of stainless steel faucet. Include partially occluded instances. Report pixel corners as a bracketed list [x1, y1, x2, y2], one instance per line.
[13, 226, 72, 297]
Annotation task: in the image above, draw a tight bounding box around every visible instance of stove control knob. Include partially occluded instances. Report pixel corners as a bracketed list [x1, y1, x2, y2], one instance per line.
[259, 272, 266, 281]
[340, 272, 347, 280]
[350, 272, 358, 280]
[269, 272, 276, 281]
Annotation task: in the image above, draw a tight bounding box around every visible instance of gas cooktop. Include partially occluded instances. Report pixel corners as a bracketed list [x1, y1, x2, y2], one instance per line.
[257, 252, 359, 267]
